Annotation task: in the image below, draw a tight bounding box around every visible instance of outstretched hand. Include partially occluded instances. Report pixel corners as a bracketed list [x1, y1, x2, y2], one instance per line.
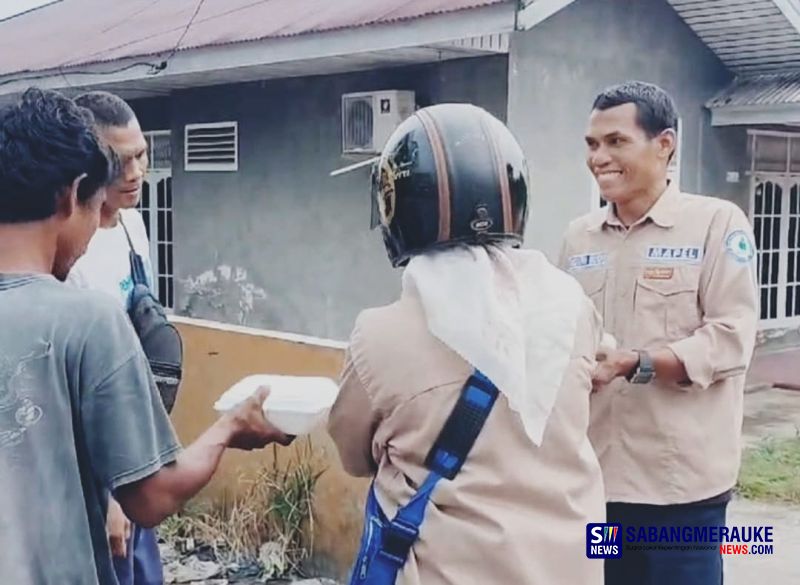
[223, 386, 294, 450]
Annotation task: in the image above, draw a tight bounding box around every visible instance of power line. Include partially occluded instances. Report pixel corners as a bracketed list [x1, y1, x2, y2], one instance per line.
[0, 61, 161, 88]
[0, 0, 206, 89]
[92, 0, 206, 76]
[157, 0, 207, 70]
[58, 67, 72, 88]
[0, 0, 62, 24]
[99, 0, 162, 35]
[58, 0, 254, 71]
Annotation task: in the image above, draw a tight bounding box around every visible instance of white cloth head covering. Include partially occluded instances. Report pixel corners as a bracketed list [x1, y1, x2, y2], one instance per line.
[402, 245, 587, 446]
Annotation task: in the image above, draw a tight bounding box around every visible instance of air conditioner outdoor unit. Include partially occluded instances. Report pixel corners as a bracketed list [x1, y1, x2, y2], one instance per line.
[342, 90, 416, 154]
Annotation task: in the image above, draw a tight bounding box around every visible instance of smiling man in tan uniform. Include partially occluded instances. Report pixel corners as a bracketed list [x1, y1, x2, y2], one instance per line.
[559, 81, 758, 585]
[329, 104, 605, 585]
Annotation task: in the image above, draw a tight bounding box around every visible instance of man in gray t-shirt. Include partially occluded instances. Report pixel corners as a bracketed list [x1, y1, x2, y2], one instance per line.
[0, 276, 180, 584]
[0, 89, 290, 584]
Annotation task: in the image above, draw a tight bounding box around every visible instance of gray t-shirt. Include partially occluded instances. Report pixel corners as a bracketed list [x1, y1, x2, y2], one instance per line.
[0, 274, 181, 584]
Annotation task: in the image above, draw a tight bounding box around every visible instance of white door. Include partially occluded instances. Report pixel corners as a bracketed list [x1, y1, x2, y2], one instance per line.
[748, 131, 800, 328]
[751, 174, 800, 326]
[138, 131, 174, 310]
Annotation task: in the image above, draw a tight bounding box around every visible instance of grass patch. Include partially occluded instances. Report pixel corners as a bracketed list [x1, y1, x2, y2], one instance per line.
[161, 438, 326, 578]
[736, 436, 800, 504]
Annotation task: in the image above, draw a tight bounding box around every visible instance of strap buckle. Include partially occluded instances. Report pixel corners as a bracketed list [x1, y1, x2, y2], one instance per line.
[378, 518, 419, 566]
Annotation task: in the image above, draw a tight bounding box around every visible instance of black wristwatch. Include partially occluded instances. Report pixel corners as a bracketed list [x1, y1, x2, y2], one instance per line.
[625, 350, 654, 384]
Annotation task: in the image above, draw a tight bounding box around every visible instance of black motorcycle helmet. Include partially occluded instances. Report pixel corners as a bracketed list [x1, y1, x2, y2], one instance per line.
[371, 103, 530, 267]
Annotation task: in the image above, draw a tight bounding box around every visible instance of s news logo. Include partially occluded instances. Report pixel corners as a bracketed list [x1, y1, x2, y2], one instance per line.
[586, 523, 622, 559]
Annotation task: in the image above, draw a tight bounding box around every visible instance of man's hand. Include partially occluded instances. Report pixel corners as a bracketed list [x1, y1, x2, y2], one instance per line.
[592, 349, 638, 391]
[106, 497, 131, 558]
[114, 388, 296, 529]
[221, 387, 294, 450]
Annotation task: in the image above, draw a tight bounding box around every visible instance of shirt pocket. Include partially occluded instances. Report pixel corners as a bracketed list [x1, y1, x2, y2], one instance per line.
[575, 269, 607, 321]
[633, 267, 702, 344]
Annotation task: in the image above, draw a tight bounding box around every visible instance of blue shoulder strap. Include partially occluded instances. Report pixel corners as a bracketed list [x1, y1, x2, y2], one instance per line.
[368, 371, 499, 574]
[425, 370, 499, 480]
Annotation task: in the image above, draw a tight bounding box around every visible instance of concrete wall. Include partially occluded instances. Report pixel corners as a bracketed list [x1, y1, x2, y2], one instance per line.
[170, 317, 365, 579]
[141, 56, 508, 340]
[703, 124, 750, 211]
[508, 0, 739, 259]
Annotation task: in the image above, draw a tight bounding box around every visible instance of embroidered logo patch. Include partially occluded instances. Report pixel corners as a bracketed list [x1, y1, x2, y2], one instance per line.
[643, 267, 674, 280]
[725, 230, 755, 264]
[568, 252, 608, 271]
[646, 246, 703, 264]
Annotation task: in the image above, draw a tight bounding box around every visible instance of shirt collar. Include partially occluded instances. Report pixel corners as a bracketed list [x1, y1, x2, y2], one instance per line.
[587, 181, 679, 232]
[646, 180, 679, 228]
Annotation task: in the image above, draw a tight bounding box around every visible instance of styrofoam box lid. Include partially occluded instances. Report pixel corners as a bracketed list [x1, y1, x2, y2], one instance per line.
[214, 374, 339, 414]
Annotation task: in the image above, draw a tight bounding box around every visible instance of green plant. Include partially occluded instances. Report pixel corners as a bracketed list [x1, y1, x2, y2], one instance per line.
[737, 436, 800, 504]
[160, 438, 326, 577]
[260, 440, 327, 574]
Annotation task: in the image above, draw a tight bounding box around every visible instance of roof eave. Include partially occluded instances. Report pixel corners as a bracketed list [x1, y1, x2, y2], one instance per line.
[0, 2, 516, 97]
[773, 0, 800, 34]
[709, 102, 800, 126]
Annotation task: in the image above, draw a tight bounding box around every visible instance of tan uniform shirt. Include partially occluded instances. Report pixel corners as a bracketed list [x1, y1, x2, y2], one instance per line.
[329, 292, 605, 585]
[559, 182, 758, 505]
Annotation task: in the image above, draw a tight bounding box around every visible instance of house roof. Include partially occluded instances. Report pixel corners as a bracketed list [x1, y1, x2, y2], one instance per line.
[707, 72, 800, 108]
[518, 0, 800, 74]
[665, 0, 800, 73]
[706, 71, 800, 125]
[0, 0, 508, 77]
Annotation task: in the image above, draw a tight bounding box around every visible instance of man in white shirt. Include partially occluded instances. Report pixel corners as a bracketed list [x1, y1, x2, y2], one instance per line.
[69, 92, 153, 304]
[68, 91, 161, 585]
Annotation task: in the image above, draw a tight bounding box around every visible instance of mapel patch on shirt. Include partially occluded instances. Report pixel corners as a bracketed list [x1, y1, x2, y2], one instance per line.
[645, 246, 703, 264]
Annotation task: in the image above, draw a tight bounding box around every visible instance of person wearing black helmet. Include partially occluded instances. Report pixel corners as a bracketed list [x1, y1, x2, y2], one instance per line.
[328, 103, 606, 585]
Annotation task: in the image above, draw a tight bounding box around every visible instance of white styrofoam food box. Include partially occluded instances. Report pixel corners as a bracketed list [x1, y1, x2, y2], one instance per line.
[214, 374, 339, 435]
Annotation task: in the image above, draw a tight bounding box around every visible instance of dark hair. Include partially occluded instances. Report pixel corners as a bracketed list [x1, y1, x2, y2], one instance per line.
[592, 81, 678, 138]
[74, 90, 136, 128]
[0, 87, 113, 223]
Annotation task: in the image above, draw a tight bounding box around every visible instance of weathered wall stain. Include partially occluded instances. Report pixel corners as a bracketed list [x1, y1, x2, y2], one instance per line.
[180, 265, 269, 326]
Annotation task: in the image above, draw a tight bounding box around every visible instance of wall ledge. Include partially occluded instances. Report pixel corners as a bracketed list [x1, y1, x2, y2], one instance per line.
[169, 315, 348, 350]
